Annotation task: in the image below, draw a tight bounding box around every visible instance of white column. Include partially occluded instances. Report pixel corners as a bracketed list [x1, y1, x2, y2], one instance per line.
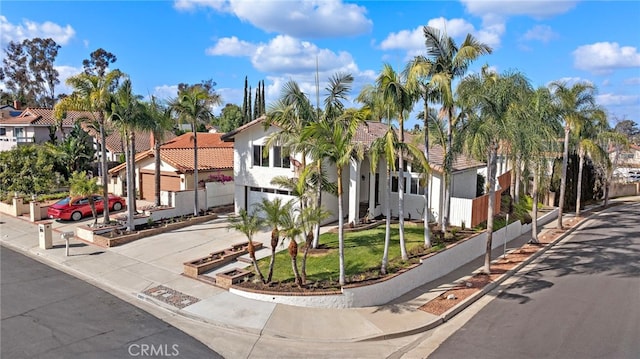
[368, 170, 376, 218]
[348, 159, 360, 224]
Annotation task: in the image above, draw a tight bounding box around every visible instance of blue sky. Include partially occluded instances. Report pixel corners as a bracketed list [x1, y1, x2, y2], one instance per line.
[1, 0, 639, 128]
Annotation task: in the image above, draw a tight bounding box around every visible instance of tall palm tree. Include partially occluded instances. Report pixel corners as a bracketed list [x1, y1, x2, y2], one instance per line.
[377, 63, 415, 260]
[69, 171, 100, 227]
[422, 26, 492, 229]
[458, 68, 531, 274]
[549, 81, 599, 228]
[298, 204, 330, 284]
[253, 197, 293, 283]
[227, 208, 266, 284]
[54, 70, 123, 224]
[111, 79, 150, 231]
[574, 109, 608, 216]
[279, 207, 303, 287]
[169, 85, 221, 216]
[146, 96, 175, 206]
[404, 55, 443, 247]
[302, 110, 364, 286]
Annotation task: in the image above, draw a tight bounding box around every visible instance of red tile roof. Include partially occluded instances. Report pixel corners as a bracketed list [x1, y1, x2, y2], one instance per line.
[0, 107, 92, 126]
[109, 132, 233, 174]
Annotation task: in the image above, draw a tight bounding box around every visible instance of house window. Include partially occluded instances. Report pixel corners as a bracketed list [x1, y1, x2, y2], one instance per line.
[391, 176, 409, 193]
[410, 177, 425, 195]
[394, 158, 408, 172]
[14, 127, 24, 139]
[253, 145, 269, 167]
[273, 146, 290, 168]
[0, 128, 5, 136]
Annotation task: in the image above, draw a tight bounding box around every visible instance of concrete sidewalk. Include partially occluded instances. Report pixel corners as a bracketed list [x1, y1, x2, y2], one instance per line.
[1, 199, 632, 342]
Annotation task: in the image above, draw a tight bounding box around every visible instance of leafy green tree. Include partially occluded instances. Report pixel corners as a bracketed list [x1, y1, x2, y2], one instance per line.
[228, 209, 266, 283]
[169, 84, 222, 216]
[0, 145, 58, 196]
[48, 123, 96, 177]
[0, 37, 60, 107]
[550, 81, 599, 229]
[69, 171, 100, 227]
[55, 69, 123, 224]
[82, 48, 117, 77]
[216, 103, 244, 132]
[421, 26, 492, 229]
[253, 198, 293, 283]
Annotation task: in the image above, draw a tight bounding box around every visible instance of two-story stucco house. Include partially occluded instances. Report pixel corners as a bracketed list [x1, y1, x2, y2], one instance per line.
[221, 117, 486, 226]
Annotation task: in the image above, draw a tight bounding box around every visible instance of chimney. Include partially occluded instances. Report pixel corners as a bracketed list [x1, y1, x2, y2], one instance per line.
[13, 100, 20, 110]
[149, 131, 155, 148]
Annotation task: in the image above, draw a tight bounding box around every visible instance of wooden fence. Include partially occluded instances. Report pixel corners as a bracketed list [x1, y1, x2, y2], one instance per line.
[470, 171, 511, 227]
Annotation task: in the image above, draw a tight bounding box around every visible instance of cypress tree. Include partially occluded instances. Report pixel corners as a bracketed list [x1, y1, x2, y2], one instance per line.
[242, 76, 248, 123]
[261, 80, 266, 115]
[247, 86, 252, 122]
[253, 81, 259, 120]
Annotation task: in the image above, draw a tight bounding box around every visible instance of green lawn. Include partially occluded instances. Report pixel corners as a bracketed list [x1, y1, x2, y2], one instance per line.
[257, 224, 445, 284]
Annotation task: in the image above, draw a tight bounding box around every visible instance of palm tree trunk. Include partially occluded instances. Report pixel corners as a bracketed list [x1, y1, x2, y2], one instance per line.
[423, 99, 431, 248]
[313, 159, 322, 248]
[130, 132, 137, 212]
[125, 130, 135, 232]
[531, 161, 540, 243]
[288, 239, 302, 287]
[576, 148, 585, 217]
[483, 144, 498, 274]
[443, 110, 452, 229]
[301, 232, 313, 284]
[381, 165, 392, 275]
[192, 128, 199, 217]
[337, 166, 346, 286]
[154, 138, 161, 207]
[248, 240, 266, 284]
[99, 117, 110, 224]
[514, 156, 521, 203]
[557, 126, 570, 229]
[267, 229, 278, 283]
[398, 116, 408, 261]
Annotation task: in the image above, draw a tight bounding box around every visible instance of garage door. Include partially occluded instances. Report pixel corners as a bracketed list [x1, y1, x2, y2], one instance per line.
[140, 172, 181, 200]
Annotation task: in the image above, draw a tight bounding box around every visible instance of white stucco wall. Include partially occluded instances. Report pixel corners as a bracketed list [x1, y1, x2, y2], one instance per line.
[451, 169, 479, 199]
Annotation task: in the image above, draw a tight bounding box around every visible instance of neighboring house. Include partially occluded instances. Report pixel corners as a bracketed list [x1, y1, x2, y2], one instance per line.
[611, 144, 640, 181]
[108, 132, 234, 202]
[221, 117, 487, 226]
[0, 106, 79, 151]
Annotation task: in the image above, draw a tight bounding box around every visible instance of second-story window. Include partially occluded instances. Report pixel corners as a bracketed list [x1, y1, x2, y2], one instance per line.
[0, 127, 6, 136]
[273, 146, 290, 168]
[253, 145, 269, 167]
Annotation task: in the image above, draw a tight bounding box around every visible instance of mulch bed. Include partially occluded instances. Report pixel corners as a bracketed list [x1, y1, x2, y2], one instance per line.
[419, 216, 584, 315]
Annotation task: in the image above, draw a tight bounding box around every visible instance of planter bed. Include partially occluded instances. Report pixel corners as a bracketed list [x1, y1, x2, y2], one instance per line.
[183, 241, 263, 278]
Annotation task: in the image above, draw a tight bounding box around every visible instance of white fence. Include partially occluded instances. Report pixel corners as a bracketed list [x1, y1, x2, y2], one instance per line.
[205, 182, 234, 208]
[231, 208, 559, 308]
[449, 197, 472, 227]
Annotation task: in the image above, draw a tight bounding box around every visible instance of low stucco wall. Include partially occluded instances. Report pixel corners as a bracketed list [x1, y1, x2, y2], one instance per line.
[230, 209, 559, 308]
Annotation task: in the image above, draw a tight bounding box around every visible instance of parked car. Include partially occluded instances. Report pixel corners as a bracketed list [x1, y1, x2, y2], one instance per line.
[47, 194, 126, 221]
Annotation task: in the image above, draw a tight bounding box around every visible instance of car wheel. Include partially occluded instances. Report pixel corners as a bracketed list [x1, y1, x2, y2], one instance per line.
[112, 202, 123, 211]
[71, 211, 83, 221]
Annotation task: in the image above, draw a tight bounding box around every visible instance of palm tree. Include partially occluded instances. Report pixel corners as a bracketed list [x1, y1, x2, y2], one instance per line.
[54, 70, 123, 224]
[146, 97, 175, 206]
[404, 55, 443, 248]
[549, 81, 598, 228]
[227, 208, 266, 284]
[457, 68, 531, 274]
[169, 85, 221, 216]
[422, 26, 492, 229]
[279, 207, 303, 287]
[302, 110, 364, 286]
[253, 197, 292, 283]
[69, 171, 100, 227]
[377, 63, 415, 260]
[298, 204, 330, 284]
[111, 79, 150, 231]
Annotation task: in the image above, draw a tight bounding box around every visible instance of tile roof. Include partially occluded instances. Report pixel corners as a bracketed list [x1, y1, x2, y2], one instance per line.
[109, 132, 233, 174]
[220, 116, 268, 141]
[0, 107, 90, 126]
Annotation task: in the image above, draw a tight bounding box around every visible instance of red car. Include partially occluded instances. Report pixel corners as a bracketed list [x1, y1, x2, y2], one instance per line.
[47, 194, 126, 221]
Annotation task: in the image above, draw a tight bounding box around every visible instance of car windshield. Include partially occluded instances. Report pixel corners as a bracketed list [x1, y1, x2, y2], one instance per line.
[56, 197, 71, 205]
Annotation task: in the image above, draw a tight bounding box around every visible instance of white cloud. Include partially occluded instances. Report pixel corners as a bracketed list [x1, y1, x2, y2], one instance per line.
[522, 25, 558, 43]
[461, 0, 577, 19]
[151, 84, 179, 101]
[175, 0, 372, 38]
[573, 42, 640, 74]
[0, 15, 75, 45]
[206, 36, 257, 56]
[54, 65, 83, 95]
[379, 26, 424, 51]
[596, 93, 639, 107]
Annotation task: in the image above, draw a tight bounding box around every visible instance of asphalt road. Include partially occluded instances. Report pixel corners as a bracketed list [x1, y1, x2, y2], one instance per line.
[428, 203, 640, 359]
[0, 246, 222, 359]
